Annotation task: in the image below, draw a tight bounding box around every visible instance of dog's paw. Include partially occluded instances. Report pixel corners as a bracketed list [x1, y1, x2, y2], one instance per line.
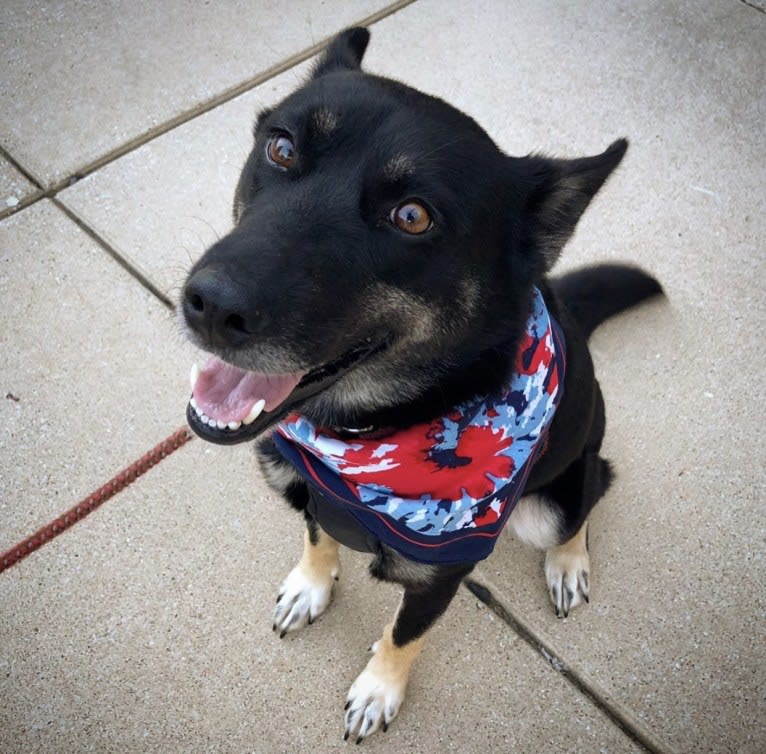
[544, 546, 590, 619]
[273, 562, 338, 638]
[343, 660, 405, 743]
[343, 628, 424, 743]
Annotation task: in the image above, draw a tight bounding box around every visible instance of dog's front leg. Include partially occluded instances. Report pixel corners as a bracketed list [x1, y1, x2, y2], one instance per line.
[344, 564, 471, 742]
[273, 520, 340, 638]
[258, 437, 342, 636]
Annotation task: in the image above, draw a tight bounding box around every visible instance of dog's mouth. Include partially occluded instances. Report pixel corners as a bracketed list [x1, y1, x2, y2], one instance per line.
[186, 339, 386, 445]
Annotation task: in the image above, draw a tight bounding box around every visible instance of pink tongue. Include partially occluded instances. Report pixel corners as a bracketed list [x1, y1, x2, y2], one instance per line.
[192, 356, 304, 423]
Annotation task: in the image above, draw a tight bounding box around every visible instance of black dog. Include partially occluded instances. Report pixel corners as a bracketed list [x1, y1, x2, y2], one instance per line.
[181, 28, 661, 742]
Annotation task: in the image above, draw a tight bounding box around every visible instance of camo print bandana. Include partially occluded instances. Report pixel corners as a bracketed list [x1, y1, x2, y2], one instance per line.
[273, 287, 566, 565]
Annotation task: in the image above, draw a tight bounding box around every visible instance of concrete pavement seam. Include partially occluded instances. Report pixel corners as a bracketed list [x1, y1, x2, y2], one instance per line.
[464, 576, 678, 754]
[50, 198, 176, 310]
[0, 0, 418, 224]
[739, 0, 765, 14]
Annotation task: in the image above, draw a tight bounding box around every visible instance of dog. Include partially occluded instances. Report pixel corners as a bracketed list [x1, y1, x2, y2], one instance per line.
[180, 27, 662, 743]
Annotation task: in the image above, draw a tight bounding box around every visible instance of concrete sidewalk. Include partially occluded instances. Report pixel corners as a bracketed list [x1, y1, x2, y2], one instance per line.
[1, 2, 764, 752]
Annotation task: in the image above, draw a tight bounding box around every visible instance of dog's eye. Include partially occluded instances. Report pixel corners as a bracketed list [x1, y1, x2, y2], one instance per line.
[390, 201, 432, 235]
[266, 133, 296, 169]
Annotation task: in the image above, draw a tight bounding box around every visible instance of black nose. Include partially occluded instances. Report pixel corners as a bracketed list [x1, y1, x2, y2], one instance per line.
[182, 267, 257, 348]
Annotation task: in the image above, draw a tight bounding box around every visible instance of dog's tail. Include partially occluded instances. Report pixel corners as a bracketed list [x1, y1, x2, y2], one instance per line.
[551, 264, 663, 339]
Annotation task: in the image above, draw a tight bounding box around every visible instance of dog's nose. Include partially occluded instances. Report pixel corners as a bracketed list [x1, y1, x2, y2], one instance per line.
[182, 267, 257, 348]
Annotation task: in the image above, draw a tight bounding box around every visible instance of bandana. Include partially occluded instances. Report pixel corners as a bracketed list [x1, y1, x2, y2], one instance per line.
[272, 288, 565, 564]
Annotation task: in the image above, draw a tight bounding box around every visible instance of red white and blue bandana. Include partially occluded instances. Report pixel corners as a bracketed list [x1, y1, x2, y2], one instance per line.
[272, 288, 566, 564]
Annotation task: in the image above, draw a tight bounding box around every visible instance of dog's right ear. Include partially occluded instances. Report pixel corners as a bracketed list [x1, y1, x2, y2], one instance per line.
[513, 139, 628, 274]
[313, 27, 370, 78]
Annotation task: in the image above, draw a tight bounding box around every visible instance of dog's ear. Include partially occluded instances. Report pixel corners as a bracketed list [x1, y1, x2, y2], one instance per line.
[313, 27, 370, 78]
[515, 139, 628, 272]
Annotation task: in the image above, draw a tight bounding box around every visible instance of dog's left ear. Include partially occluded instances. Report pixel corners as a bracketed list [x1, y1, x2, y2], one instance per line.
[515, 139, 628, 272]
[313, 27, 370, 78]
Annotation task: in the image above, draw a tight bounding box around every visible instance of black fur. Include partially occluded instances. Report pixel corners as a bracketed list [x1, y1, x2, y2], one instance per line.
[553, 264, 663, 339]
[390, 565, 473, 646]
[183, 28, 662, 667]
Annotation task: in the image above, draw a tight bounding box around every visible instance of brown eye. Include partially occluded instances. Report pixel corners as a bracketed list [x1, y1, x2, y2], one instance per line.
[390, 200, 432, 235]
[266, 134, 296, 169]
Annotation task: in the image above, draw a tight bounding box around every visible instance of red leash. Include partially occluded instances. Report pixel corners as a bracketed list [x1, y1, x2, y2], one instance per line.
[0, 426, 194, 574]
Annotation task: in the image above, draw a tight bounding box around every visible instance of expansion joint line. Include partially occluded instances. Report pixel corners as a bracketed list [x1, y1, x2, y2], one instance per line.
[464, 577, 677, 754]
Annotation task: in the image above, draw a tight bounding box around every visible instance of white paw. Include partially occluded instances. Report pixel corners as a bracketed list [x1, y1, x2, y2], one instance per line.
[273, 563, 338, 638]
[545, 547, 590, 619]
[343, 666, 405, 743]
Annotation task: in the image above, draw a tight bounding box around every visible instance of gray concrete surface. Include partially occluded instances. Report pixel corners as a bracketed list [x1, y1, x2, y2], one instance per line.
[1, 1, 764, 753]
[0, 0, 393, 187]
[0, 156, 37, 211]
[0, 440, 643, 753]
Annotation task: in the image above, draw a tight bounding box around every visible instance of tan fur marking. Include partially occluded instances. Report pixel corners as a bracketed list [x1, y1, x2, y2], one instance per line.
[384, 154, 415, 181]
[299, 527, 340, 580]
[259, 452, 302, 495]
[509, 493, 561, 549]
[459, 277, 480, 316]
[369, 621, 425, 683]
[311, 107, 338, 135]
[365, 283, 436, 343]
[552, 519, 588, 558]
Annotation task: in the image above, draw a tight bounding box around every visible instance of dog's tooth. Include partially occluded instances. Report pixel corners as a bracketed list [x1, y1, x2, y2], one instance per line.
[216, 420, 227, 430]
[243, 398, 266, 425]
[190, 363, 200, 391]
[207, 417, 218, 428]
[228, 420, 242, 431]
[190, 396, 198, 410]
[200, 412, 211, 424]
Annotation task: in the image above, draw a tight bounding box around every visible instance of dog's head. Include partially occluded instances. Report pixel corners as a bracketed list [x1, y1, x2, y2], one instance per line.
[181, 28, 626, 444]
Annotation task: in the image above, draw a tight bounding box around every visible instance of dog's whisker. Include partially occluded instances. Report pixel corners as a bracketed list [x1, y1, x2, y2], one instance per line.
[183, 215, 224, 247]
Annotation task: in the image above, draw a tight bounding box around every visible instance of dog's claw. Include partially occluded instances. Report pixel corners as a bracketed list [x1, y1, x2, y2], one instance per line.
[563, 587, 575, 617]
[273, 563, 336, 638]
[578, 570, 590, 603]
[344, 667, 405, 743]
[545, 546, 591, 618]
